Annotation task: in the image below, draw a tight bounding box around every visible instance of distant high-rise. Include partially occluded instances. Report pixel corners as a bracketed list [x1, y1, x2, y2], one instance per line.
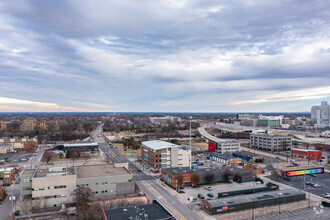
[311, 101, 330, 127]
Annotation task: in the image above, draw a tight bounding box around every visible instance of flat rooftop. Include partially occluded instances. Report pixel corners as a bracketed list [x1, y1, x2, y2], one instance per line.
[281, 165, 324, 172]
[34, 166, 76, 178]
[291, 148, 321, 152]
[210, 153, 237, 159]
[142, 140, 179, 151]
[64, 142, 98, 147]
[76, 164, 129, 179]
[22, 169, 35, 175]
[104, 200, 174, 220]
[204, 189, 304, 208]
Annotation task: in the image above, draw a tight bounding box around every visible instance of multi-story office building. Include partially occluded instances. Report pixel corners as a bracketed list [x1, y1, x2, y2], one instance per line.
[76, 164, 134, 199]
[311, 101, 330, 127]
[256, 116, 282, 128]
[250, 134, 292, 152]
[21, 166, 77, 209]
[216, 142, 240, 154]
[21, 164, 133, 209]
[149, 116, 181, 125]
[141, 140, 191, 173]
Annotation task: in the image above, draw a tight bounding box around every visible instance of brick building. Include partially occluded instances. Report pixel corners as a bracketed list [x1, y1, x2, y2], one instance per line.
[291, 148, 322, 160]
[0, 167, 16, 184]
[243, 162, 263, 175]
[161, 167, 256, 188]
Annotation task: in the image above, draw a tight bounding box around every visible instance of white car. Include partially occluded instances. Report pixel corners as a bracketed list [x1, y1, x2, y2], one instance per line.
[322, 193, 330, 198]
[204, 186, 212, 191]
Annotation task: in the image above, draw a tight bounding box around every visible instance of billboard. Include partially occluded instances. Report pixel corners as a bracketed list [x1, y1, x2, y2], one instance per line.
[286, 168, 324, 177]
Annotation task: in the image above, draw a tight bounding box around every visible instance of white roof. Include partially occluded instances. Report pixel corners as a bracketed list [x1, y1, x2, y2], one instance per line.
[142, 140, 179, 150]
[64, 142, 98, 147]
[291, 148, 321, 152]
[0, 167, 15, 172]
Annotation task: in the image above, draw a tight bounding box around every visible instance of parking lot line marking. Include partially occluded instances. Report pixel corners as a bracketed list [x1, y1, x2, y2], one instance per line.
[144, 184, 185, 220]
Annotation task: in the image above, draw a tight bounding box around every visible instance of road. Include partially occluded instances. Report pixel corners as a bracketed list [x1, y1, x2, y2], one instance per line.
[93, 123, 202, 219]
[138, 180, 201, 220]
[0, 145, 43, 220]
[198, 126, 288, 161]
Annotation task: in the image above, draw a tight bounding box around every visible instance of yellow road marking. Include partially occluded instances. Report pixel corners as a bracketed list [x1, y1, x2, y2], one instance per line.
[144, 184, 185, 220]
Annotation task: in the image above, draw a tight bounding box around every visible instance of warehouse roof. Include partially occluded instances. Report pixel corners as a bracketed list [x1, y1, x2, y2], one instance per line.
[142, 140, 179, 151]
[291, 148, 321, 152]
[163, 166, 253, 177]
[103, 200, 175, 220]
[281, 165, 323, 172]
[63, 142, 98, 147]
[210, 153, 237, 160]
[204, 189, 304, 208]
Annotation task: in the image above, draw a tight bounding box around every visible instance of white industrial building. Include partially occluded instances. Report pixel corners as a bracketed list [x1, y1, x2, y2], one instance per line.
[216, 141, 241, 154]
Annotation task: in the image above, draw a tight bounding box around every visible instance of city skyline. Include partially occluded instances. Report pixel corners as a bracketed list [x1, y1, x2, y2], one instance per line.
[1, 1, 330, 112]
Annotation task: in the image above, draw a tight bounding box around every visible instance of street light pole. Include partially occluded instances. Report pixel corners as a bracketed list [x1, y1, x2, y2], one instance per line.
[278, 192, 282, 214]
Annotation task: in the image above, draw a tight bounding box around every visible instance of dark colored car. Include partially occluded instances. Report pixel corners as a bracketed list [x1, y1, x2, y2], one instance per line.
[306, 181, 313, 185]
[177, 189, 185, 193]
[207, 193, 214, 198]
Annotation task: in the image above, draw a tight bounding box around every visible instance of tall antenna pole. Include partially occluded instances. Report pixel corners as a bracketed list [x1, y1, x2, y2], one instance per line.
[189, 116, 192, 169]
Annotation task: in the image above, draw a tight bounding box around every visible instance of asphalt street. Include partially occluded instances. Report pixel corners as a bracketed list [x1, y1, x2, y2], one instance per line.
[0, 145, 43, 220]
[93, 123, 202, 219]
[138, 180, 201, 220]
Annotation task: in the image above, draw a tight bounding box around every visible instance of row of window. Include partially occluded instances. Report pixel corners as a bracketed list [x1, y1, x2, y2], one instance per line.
[23, 178, 32, 183]
[79, 181, 115, 187]
[33, 185, 66, 191]
[92, 189, 114, 194]
[33, 194, 66, 200]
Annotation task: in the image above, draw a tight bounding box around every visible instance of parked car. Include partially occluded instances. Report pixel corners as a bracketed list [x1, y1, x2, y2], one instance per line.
[306, 181, 313, 185]
[207, 193, 214, 198]
[177, 189, 185, 193]
[313, 183, 322, 188]
[322, 193, 330, 198]
[198, 162, 204, 165]
[311, 174, 317, 177]
[197, 194, 205, 199]
[317, 159, 323, 162]
[15, 177, 20, 184]
[204, 186, 212, 191]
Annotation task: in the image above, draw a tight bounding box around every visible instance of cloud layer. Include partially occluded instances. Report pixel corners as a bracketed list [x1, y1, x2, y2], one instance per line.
[0, 0, 330, 112]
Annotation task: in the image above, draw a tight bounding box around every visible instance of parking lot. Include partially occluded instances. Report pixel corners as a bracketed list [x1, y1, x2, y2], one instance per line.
[0, 152, 32, 163]
[276, 173, 330, 198]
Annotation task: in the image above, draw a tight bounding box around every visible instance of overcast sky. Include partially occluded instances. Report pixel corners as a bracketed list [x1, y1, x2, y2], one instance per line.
[0, 0, 329, 112]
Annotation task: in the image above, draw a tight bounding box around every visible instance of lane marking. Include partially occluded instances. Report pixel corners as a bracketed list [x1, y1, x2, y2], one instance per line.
[143, 184, 185, 220]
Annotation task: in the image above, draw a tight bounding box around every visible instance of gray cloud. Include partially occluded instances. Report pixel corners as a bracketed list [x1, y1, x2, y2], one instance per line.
[0, 0, 329, 112]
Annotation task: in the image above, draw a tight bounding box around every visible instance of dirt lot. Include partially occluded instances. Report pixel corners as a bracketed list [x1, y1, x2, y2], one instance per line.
[180, 139, 209, 151]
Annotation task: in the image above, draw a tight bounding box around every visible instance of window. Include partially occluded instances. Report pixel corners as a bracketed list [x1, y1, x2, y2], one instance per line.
[105, 190, 108, 193]
[156, 160, 158, 162]
[105, 182, 108, 184]
[23, 178, 30, 183]
[102, 191, 104, 193]
[95, 182, 98, 185]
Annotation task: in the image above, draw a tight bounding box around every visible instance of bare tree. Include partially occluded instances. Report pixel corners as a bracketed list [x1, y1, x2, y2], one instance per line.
[20, 199, 32, 215]
[70, 148, 81, 161]
[191, 173, 198, 187]
[71, 185, 92, 219]
[105, 154, 111, 164]
[42, 150, 54, 164]
[175, 175, 184, 188]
